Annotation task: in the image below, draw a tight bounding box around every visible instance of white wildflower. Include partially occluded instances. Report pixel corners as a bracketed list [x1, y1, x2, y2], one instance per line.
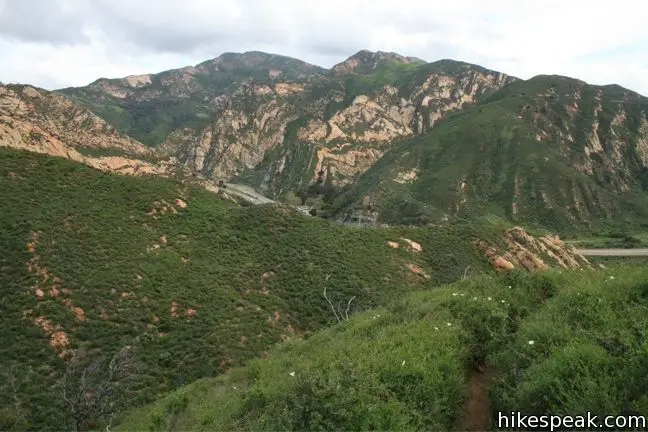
[488, 297, 492, 301]
[289, 371, 295, 377]
[528, 340, 535, 345]
[447, 322, 452, 326]
[402, 360, 406, 366]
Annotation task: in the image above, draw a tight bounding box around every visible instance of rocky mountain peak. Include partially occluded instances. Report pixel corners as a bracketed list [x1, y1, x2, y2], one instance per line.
[199, 51, 325, 77]
[331, 50, 425, 75]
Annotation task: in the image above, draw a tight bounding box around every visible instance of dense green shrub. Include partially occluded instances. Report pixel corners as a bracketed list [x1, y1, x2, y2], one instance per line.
[116, 266, 648, 431]
[0, 148, 495, 430]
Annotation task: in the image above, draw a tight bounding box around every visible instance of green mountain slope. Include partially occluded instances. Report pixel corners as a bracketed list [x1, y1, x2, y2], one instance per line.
[59, 52, 327, 146]
[56, 51, 515, 194]
[329, 50, 425, 76]
[333, 75, 648, 231]
[46, 51, 648, 233]
[115, 266, 648, 431]
[236, 58, 514, 198]
[0, 148, 519, 430]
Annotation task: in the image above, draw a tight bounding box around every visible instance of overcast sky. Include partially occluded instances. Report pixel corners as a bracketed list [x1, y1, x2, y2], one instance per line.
[0, 0, 646, 95]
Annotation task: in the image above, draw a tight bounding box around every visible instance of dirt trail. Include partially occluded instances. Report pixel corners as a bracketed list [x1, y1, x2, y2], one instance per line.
[458, 367, 494, 431]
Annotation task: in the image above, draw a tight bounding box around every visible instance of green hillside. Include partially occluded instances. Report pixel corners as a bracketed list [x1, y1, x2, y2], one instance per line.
[115, 266, 648, 431]
[334, 75, 648, 232]
[0, 148, 506, 431]
[59, 52, 326, 146]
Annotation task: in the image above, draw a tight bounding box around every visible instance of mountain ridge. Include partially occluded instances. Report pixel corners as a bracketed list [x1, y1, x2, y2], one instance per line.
[3, 48, 648, 431]
[0, 146, 588, 430]
[2, 49, 647, 231]
[332, 73, 648, 230]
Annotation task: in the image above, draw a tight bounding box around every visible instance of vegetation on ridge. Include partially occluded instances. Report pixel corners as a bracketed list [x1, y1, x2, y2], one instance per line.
[0, 148, 502, 430]
[115, 266, 648, 431]
[333, 75, 648, 232]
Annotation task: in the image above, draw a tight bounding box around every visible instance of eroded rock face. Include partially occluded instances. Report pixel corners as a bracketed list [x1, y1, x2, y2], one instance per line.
[410, 69, 511, 131]
[473, 227, 591, 273]
[313, 146, 384, 186]
[289, 65, 513, 187]
[525, 82, 648, 195]
[164, 92, 297, 180]
[304, 94, 416, 144]
[0, 85, 149, 154]
[330, 50, 423, 76]
[0, 84, 174, 176]
[59, 52, 515, 195]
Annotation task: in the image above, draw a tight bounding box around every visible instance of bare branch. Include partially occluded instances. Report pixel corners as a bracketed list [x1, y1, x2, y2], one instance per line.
[336, 300, 344, 320]
[323, 285, 341, 323]
[462, 265, 471, 281]
[105, 413, 114, 432]
[2, 363, 28, 426]
[323, 273, 358, 322]
[345, 296, 356, 320]
[60, 347, 138, 431]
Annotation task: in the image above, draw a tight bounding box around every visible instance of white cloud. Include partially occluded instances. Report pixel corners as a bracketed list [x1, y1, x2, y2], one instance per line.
[0, 0, 646, 95]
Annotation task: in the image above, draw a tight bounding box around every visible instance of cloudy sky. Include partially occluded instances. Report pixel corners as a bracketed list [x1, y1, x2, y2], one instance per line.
[1, 0, 647, 95]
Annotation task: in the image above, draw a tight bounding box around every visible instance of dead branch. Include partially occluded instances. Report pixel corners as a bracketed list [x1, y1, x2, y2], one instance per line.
[345, 296, 356, 320]
[462, 265, 471, 281]
[323, 274, 357, 322]
[61, 346, 139, 431]
[323, 285, 341, 323]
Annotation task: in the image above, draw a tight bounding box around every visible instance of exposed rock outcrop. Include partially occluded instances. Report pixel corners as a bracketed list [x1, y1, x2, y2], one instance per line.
[473, 227, 591, 273]
[58, 51, 515, 195]
[163, 93, 297, 180]
[0, 83, 174, 175]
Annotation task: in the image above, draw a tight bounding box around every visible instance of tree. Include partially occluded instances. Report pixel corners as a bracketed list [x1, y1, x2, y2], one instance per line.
[0, 363, 30, 430]
[362, 195, 373, 212]
[305, 195, 325, 209]
[282, 191, 302, 206]
[61, 347, 139, 432]
[322, 165, 337, 203]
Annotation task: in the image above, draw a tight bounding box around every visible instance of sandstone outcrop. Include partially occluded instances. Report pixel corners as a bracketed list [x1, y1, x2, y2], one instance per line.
[473, 227, 591, 273]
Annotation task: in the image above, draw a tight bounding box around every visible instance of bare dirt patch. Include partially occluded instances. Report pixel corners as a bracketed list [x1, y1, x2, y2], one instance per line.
[405, 263, 430, 279]
[458, 367, 494, 431]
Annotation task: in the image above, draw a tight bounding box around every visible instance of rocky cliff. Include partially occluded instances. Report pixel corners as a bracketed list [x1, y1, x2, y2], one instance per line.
[0, 84, 175, 175]
[333, 75, 648, 230]
[59, 51, 515, 197]
[473, 227, 592, 273]
[6, 49, 646, 230]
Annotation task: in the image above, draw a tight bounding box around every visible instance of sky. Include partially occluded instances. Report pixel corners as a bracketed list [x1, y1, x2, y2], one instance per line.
[0, 0, 647, 95]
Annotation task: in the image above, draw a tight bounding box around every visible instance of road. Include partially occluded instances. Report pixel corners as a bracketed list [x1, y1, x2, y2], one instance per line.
[577, 249, 648, 256]
[223, 183, 275, 205]
[220, 185, 648, 254]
